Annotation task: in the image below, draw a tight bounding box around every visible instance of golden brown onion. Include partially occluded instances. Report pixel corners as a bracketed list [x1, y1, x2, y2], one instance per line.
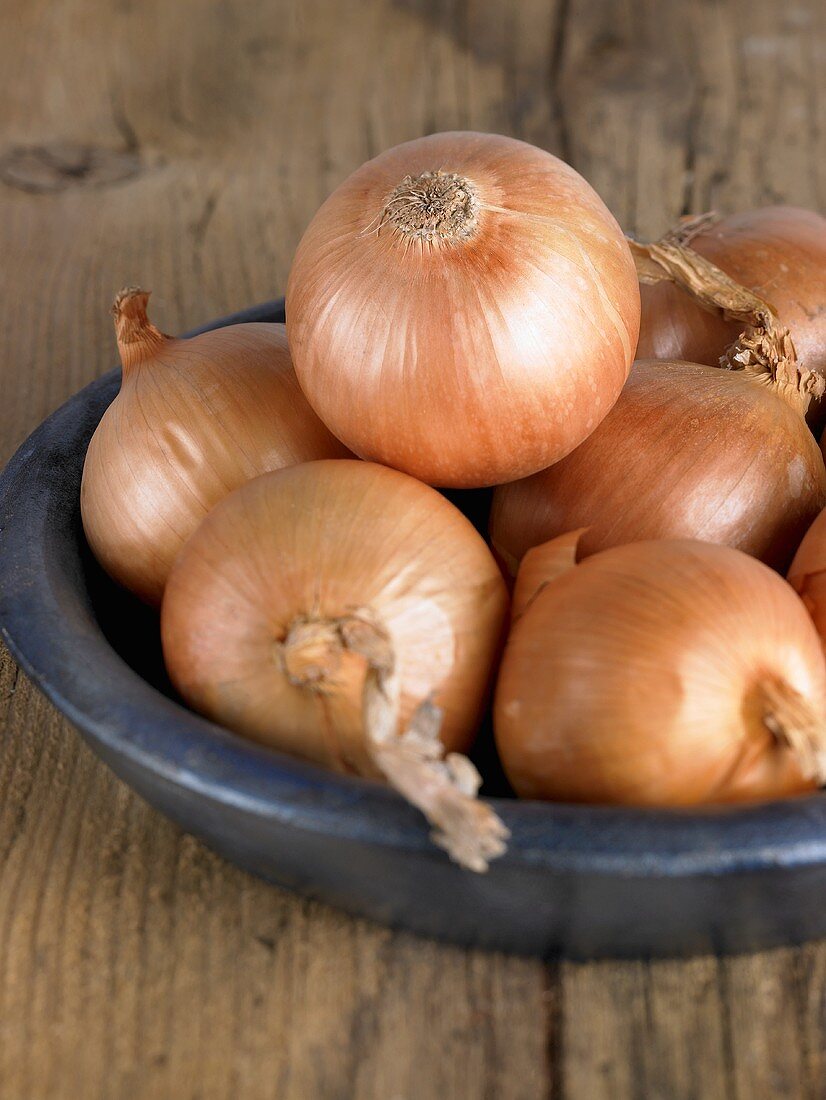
[161, 460, 510, 870]
[81, 289, 349, 605]
[637, 208, 826, 412]
[788, 507, 826, 651]
[495, 535, 826, 806]
[493, 242, 826, 574]
[286, 131, 640, 488]
[491, 357, 826, 574]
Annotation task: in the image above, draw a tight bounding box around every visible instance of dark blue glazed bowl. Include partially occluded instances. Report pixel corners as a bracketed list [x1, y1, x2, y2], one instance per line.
[1, 299, 825, 959]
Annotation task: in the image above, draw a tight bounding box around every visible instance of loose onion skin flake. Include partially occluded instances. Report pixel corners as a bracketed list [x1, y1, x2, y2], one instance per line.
[491, 241, 826, 574]
[161, 460, 510, 871]
[495, 535, 826, 806]
[637, 208, 826, 393]
[286, 131, 640, 488]
[81, 289, 349, 605]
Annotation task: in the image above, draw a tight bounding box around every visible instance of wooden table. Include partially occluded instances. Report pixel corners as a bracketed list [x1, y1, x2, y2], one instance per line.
[1, 1, 824, 1096]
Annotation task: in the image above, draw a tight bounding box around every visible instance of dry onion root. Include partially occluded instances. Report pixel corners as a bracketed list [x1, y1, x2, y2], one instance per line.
[161, 460, 510, 871]
[636, 208, 826, 425]
[495, 534, 826, 806]
[286, 131, 640, 488]
[81, 288, 349, 605]
[490, 241, 826, 573]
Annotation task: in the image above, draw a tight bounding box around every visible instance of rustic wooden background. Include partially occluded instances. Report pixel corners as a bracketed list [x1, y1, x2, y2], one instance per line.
[1, 1, 824, 1097]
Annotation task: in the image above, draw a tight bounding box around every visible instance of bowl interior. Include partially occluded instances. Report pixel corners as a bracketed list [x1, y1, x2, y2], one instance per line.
[2, 297, 825, 885]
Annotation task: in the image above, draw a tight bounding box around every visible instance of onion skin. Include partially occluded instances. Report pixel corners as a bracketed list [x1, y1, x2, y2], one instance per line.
[495, 537, 826, 806]
[638, 207, 826, 388]
[788, 508, 826, 651]
[81, 290, 348, 606]
[490, 358, 826, 574]
[161, 460, 509, 774]
[286, 131, 640, 488]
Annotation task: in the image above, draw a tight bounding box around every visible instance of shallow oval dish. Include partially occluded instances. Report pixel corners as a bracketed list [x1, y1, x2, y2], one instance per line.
[1, 300, 825, 959]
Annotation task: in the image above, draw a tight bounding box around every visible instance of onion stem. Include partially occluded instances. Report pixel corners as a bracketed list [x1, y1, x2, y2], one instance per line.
[277, 609, 509, 872]
[659, 211, 722, 248]
[112, 287, 168, 369]
[628, 238, 826, 413]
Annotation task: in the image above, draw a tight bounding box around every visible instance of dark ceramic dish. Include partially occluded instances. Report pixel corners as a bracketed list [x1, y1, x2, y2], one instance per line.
[1, 299, 825, 959]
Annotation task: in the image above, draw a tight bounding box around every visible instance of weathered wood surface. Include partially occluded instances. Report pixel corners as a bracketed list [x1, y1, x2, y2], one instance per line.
[1, 1, 824, 1096]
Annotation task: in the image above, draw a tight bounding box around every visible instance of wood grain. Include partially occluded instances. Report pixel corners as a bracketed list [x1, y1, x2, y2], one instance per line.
[1, 0, 824, 1097]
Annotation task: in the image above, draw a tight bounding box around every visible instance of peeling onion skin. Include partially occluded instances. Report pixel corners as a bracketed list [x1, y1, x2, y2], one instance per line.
[286, 131, 640, 488]
[638, 208, 826, 416]
[161, 460, 509, 775]
[788, 508, 826, 652]
[81, 292, 349, 606]
[490, 358, 826, 575]
[495, 537, 825, 806]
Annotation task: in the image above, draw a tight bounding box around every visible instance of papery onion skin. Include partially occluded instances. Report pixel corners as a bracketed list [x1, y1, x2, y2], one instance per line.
[495, 537, 825, 806]
[161, 460, 509, 775]
[286, 131, 640, 488]
[788, 507, 826, 649]
[81, 291, 349, 606]
[490, 358, 826, 574]
[637, 208, 826, 383]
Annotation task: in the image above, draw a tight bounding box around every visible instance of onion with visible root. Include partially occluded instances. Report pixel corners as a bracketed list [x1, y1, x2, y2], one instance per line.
[286, 131, 640, 488]
[491, 242, 826, 573]
[161, 460, 510, 871]
[495, 534, 826, 806]
[81, 289, 349, 605]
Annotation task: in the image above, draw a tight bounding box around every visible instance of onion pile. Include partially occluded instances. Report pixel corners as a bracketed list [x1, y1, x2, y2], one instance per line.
[637, 208, 826, 401]
[161, 460, 509, 871]
[491, 241, 826, 573]
[81, 289, 348, 605]
[286, 131, 640, 488]
[78, 129, 826, 871]
[495, 535, 826, 805]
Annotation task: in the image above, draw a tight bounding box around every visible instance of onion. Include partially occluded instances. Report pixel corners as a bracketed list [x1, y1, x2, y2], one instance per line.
[286, 131, 640, 488]
[161, 459, 510, 871]
[788, 507, 826, 651]
[637, 208, 826, 391]
[81, 288, 349, 605]
[491, 243, 826, 573]
[495, 534, 826, 805]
